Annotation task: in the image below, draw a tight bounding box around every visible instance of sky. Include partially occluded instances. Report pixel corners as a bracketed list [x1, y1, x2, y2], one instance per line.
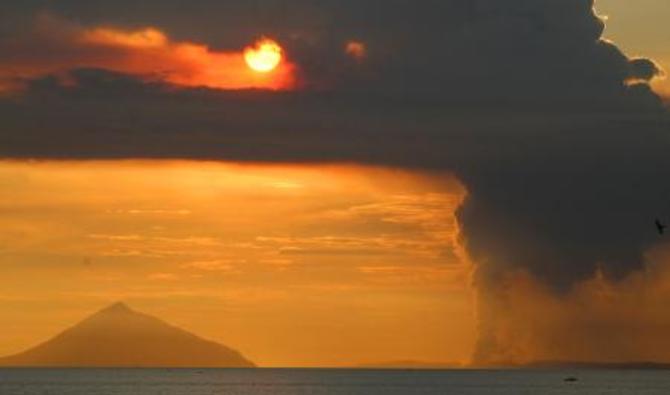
[0, 0, 670, 367]
[598, 0, 670, 95]
[599, 0, 670, 52]
[0, 162, 473, 366]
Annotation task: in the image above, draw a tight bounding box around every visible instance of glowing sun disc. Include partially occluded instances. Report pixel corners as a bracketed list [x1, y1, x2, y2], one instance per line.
[244, 39, 283, 73]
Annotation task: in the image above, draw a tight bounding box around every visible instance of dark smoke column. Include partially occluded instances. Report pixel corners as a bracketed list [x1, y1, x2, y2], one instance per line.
[454, 0, 669, 364]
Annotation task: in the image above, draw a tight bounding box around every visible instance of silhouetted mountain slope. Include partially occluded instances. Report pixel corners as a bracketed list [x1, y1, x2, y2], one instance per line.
[0, 303, 255, 368]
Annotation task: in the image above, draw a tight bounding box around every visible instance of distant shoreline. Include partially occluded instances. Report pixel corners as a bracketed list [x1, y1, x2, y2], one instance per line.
[1, 364, 669, 371]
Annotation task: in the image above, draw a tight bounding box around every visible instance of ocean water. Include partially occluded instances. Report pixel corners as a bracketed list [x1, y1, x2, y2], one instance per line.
[1, 368, 669, 395]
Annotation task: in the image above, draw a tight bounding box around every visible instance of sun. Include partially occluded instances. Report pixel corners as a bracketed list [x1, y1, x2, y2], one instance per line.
[244, 38, 283, 73]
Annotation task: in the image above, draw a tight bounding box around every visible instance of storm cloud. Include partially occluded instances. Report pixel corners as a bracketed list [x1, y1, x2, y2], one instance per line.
[1, 0, 669, 363]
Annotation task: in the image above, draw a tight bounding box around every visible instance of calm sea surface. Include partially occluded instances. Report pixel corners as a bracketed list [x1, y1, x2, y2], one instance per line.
[1, 369, 669, 395]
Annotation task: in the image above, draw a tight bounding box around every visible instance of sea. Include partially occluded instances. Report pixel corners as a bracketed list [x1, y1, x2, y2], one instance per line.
[1, 368, 669, 395]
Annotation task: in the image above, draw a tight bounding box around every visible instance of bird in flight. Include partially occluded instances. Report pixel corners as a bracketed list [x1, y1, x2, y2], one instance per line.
[656, 219, 667, 235]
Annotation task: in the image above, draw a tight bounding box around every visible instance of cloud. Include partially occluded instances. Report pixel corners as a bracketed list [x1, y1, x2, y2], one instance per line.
[475, 245, 670, 365]
[629, 57, 664, 81]
[1, 0, 670, 363]
[181, 260, 238, 272]
[0, 14, 295, 92]
[148, 272, 179, 281]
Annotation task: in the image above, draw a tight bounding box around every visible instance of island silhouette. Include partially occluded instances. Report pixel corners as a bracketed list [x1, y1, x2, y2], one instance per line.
[0, 302, 255, 368]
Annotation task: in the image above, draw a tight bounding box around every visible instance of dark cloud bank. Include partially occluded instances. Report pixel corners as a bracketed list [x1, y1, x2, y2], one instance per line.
[2, 0, 670, 363]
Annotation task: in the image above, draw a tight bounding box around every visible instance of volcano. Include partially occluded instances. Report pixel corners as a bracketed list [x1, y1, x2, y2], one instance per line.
[0, 303, 255, 368]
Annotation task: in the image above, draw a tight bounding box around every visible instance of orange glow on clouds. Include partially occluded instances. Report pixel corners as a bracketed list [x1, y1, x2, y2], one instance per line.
[345, 41, 367, 61]
[80, 27, 295, 90]
[0, 19, 296, 91]
[80, 27, 169, 49]
[650, 57, 670, 100]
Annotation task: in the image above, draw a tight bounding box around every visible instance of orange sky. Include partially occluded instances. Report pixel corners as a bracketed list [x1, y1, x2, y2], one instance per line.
[0, 161, 475, 367]
[3, 161, 670, 366]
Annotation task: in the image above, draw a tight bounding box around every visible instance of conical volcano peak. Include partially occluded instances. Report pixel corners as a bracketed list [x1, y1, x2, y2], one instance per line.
[0, 303, 255, 368]
[99, 302, 133, 314]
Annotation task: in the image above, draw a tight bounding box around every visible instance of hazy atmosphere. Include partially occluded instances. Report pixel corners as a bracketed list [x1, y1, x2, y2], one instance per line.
[1, 0, 670, 371]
